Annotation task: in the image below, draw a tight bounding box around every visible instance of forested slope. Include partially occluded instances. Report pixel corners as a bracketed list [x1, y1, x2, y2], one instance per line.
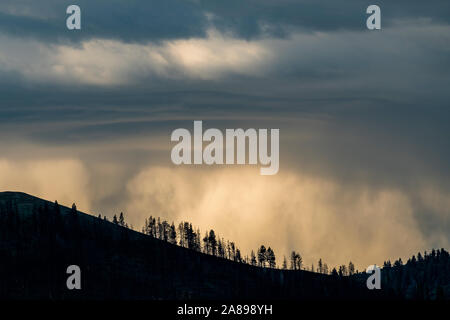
[0, 192, 447, 300]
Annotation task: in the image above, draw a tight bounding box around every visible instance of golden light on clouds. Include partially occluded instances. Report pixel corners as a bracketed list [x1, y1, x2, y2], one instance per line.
[125, 166, 430, 270]
[0, 29, 269, 86]
[1, 157, 447, 270]
[0, 158, 92, 213]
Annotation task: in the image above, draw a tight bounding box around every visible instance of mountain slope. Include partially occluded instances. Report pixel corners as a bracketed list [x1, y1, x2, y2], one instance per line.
[0, 191, 390, 300]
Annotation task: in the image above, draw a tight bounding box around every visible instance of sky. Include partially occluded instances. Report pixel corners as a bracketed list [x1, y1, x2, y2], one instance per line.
[0, 0, 449, 270]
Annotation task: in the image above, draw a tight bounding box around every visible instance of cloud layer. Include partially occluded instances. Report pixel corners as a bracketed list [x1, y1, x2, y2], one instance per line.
[124, 166, 450, 269]
[0, 158, 92, 212]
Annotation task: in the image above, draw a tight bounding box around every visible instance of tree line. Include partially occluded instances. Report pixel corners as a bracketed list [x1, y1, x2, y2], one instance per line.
[138, 214, 362, 274]
[3, 196, 444, 283]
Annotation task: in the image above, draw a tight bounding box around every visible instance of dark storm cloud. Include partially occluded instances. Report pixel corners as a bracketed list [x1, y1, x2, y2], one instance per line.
[0, 0, 449, 44]
[200, 0, 450, 37]
[0, 0, 208, 43]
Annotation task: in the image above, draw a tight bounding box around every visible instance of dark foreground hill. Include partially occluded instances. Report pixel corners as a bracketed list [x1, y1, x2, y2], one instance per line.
[0, 192, 447, 300]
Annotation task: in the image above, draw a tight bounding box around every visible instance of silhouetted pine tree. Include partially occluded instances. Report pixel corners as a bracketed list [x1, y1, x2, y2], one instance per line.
[235, 249, 242, 263]
[258, 245, 266, 267]
[348, 261, 355, 276]
[250, 250, 257, 266]
[267, 247, 276, 268]
[208, 230, 217, 256]
[290, 251, 302, 270]
[282, 256, 287, 270]
[169, 223, 177, 244]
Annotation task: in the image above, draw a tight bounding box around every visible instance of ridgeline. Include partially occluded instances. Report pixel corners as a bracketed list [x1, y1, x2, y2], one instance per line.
[0, 192, 447, 300]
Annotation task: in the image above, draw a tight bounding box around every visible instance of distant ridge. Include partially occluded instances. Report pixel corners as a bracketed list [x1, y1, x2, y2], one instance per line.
[0, 191, 84, 214]
[1, 191, 447, 300]
[0, 191, 154, 243]
[0, 191, 77, 216]
[0, 191, 378, 300]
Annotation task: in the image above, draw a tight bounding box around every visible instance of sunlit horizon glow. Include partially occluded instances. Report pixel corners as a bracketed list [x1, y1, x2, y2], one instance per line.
[1, 157, 448, 271]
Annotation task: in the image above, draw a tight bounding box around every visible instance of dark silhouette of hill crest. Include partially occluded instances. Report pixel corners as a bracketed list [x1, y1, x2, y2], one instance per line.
[0, 191, 448, 300]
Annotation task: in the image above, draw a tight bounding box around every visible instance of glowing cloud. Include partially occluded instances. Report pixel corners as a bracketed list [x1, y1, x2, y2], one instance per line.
[125, 166, 430, 270]
[0, 158, 92, 212]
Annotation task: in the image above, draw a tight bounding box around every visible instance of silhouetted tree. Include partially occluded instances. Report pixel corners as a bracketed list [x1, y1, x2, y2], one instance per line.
[331, 268, 338, 277]
[417, 252, 423, 262]
[208, 230, 217, 256]
[169, 223, 177, 244]
[217, 239, 225, 258]
[195, 229, 201, 252]
[290, 251, 302, 270]
[290, 251, 297, 270]
[266, 247, 276, 268]
[119, 212, 125, 227]
[258, 245, 266, 267]
[230, 242, 236, 261]
[338, 265, 347, 276]
[250, 250, 257, 266]
[235, 248, 242, 263]
[348, 261, 355, 276]
[297, 254, 303, 270]
[323, 263, 328, 275]
[394, 258, 403, 268]
[203, 232, 209, 254]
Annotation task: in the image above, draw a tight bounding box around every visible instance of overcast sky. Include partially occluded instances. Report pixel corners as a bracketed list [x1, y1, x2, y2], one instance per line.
[0, 0, 449, 269]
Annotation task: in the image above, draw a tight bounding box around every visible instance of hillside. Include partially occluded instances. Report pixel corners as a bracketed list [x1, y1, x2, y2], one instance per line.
[0, 191, 445, 300]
